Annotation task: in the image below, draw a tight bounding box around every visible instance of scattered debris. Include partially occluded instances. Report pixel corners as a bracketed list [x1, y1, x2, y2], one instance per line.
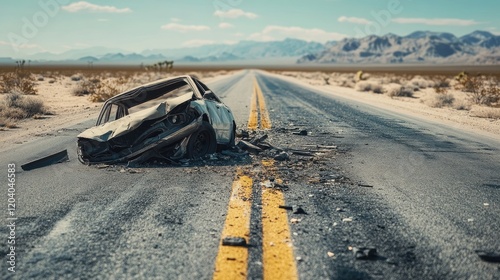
[279, 205, 293, 210]
[467, 218, 474, 222]
[21, 150, 69, 171]
[475, 250, 500, 263]
[352, 247, 378, 260]
[293, 207, 308, 215]
[290, 218, 301, 224]
[342, 217, 353, 222]
[260, 180, 274, 188]
[237, 140, 263, 154]
[293, 130, 308, 136]
[327, 251, 335, 258]
[222, 236, 247, 247]
[291, 150, 314, 157]
[483, 203, 489, 206]
[358, 184, 374, 188]
[336, 207, 345, 212]
[274, 151, 290, 161]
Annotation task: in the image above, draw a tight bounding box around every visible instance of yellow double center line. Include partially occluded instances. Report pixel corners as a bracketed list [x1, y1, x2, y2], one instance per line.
[213, 77, 297, 280]
[248, 78, 272, 130]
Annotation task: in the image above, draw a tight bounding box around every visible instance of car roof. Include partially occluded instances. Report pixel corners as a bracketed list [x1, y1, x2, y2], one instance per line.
[103, 75, 199, 104]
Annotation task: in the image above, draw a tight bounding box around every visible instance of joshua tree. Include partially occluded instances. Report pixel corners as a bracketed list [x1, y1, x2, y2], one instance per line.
[165, 60, 174, 71]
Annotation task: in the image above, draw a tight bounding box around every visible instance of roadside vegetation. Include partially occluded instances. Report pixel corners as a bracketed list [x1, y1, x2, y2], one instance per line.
[0, 62, 49, 128]
[278, 69, 500, 119]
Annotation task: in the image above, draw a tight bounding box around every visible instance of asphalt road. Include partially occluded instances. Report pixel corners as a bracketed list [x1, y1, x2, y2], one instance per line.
[1, 71, 499, 279]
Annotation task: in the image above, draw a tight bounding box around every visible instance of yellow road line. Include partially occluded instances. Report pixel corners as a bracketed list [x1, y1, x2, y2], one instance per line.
[261, 160, 298, 280]
[213, 171, 253, 280]
[247, 85, 259, 131]
[253, 78, 272, 130]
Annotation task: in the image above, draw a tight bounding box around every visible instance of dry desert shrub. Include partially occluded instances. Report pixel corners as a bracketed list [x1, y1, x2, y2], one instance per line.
[0, 70, 38, 95]
[409, 76, 435, 89]
[426, 94, 455, 108]
[386, 85, 414, 98]
[0, 92, 48, 123]
[371, 84, 384, 94]
[452, 100, 471, 111]
[337, 73, 356, 88]
[355, 81, 372, 92]
[71, 74, 132, 102]
[455, 74, 500, 106]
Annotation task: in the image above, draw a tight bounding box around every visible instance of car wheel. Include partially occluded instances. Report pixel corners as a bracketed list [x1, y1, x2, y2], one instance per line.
[228, 121, 236, 147]
[187, 121, 217, 158]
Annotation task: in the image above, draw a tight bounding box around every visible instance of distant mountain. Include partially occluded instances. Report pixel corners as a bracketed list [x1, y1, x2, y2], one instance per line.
[298, 30, 500, 64]
[27, 46, 131, 61]
[143, 38, 324, 61]
[0, 57, 16, 64]
[4, 31, 498, 65]
[10, 38, 322, 65]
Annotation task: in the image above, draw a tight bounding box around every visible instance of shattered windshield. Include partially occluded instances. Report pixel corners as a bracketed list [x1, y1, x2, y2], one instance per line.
[127, 80, 193, 114]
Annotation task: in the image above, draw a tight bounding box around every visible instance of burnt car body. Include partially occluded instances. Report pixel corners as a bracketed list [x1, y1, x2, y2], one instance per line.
[77, 75, 236, 164]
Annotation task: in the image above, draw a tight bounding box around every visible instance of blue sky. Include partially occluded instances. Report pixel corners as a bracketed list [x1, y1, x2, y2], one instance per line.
[1, 0, 499, 57]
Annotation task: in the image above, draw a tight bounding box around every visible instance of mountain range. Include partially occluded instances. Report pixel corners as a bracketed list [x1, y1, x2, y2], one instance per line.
[3, 31, 499, 65]
[298, 30, 500, 64]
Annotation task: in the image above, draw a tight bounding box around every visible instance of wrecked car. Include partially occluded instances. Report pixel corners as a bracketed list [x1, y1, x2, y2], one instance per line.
[77, 75, 236, 164]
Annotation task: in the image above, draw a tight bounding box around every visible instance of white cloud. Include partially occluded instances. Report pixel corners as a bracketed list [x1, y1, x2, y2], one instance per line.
[223, 40, 238, 45]
[488, 27, 500, 36]
[161, 23, 210, 32]
[248, 26, 347, 43]
[214, 9, 258, 19]
[338, 16, 372, 25]
[0, 40, 39, 49]
[219, 22, 234, 29]
[392, 18, 480, 26]
[182, 40, 215, 47]
[62, 1, 132, 13]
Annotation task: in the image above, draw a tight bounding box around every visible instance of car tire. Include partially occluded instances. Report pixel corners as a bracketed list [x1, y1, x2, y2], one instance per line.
[187, 121, 217, 158]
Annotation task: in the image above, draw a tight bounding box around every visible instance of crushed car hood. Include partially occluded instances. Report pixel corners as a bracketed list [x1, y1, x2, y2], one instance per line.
[78, 94, 192, 142]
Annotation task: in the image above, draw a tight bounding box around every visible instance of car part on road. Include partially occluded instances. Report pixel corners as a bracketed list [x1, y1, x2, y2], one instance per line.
[77, 75, 236, 165]
[475, 250, 500, 263]
[222, 236, 247, 247]
[21, 150, 69, 171]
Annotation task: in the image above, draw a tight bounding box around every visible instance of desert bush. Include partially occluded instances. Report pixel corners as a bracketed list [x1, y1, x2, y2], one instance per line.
[410, 76, 434, 89]
[427, 94, 455, 108]
[455, 74, 500, 106]
[338, 78, 355, 88]
[387, 86, 414, 98]
[71, 74, 83, 81]
[0, 92, 47, 120]
[372, 84, 384, 94]
[73, 79, 100, 96]
[452, 100, 471, 111]
[356, 70, 365, 81]
[355, 81, 372, 92]
[88, 79, 128, 102]
[0, 70, 38, 95]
